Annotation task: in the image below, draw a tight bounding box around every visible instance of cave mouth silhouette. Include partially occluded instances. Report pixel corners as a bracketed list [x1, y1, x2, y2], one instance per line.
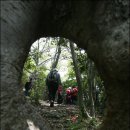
[1, 1, 129, 130]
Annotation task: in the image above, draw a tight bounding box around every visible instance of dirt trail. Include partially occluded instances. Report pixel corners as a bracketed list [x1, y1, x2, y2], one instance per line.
[27, 100, 101, 130]
[36, 100, 80, 130]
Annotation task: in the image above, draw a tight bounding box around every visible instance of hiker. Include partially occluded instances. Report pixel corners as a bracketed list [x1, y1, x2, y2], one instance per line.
[71, 86, 78, 105]
[24, 78, 32, 96]
[46, 68, 62, 107]
[57, 85, 63, 104]
[66, 87, 72, 104]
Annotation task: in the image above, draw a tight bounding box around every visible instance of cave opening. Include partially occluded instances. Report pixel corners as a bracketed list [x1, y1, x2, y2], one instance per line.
[21, 37, 106, 129]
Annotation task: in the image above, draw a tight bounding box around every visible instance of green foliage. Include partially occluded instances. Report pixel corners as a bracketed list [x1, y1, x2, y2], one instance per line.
[29, 66, 47, 103]
[24, 56, 36, 71]
[68, 68, 76, 80]
[63, 79, 77, 89]
[77, 51, 87, 73]
[66, 116, 101, 130]
[63, 62, 77, 88]
[89, 118, 97, 127]
[22, 40, 48, 103]
[67, 121, 86, 130]
[66, 117, 101, 130]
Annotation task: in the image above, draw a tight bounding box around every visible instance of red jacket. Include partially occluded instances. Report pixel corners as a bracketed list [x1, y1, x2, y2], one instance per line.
[66, 89, 71, 95]
[72, 87, 78, 96]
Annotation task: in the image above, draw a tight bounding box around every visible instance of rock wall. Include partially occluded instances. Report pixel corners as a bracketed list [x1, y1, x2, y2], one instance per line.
[1, 0, 129, 130]
[1, 1, 51, 129]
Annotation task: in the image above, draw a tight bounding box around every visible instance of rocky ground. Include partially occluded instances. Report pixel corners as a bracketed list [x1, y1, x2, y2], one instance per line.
[36, 100, 81, 130]
[27, 100, 102, 130]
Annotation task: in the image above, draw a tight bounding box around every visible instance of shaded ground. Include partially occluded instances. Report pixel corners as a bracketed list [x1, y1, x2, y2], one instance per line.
[38, 100, 80, 130]
[29, 100, 102, 130]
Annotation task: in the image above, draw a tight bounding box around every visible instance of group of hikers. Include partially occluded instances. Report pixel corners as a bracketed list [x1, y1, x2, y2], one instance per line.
[65, 86, 78, 105]
[24, 68, 78, 107]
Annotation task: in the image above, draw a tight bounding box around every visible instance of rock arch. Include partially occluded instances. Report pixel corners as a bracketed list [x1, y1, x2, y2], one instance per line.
[1, 1, 129, 130]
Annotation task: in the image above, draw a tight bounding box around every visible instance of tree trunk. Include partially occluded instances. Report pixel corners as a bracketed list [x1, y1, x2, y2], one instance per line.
[69, 41, 86, 117]
[52, 38, 61, 69]
[88, 59, 95, 118]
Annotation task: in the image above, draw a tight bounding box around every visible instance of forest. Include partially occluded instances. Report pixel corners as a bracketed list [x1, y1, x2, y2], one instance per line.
[22, 37, 106, 130]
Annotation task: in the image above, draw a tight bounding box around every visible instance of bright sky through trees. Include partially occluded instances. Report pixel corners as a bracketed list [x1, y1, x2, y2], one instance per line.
[31, 38, 72, 81]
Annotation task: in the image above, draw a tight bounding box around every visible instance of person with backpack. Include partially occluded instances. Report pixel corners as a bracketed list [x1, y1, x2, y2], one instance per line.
[24, 78, 32, 96]
[46, 68, 62, 107]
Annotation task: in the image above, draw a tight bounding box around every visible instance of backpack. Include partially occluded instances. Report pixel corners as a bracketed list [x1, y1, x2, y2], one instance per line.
[47, 71, 58, 83]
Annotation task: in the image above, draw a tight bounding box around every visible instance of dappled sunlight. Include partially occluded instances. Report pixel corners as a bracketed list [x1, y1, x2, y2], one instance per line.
[27, 119, 40, 130]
